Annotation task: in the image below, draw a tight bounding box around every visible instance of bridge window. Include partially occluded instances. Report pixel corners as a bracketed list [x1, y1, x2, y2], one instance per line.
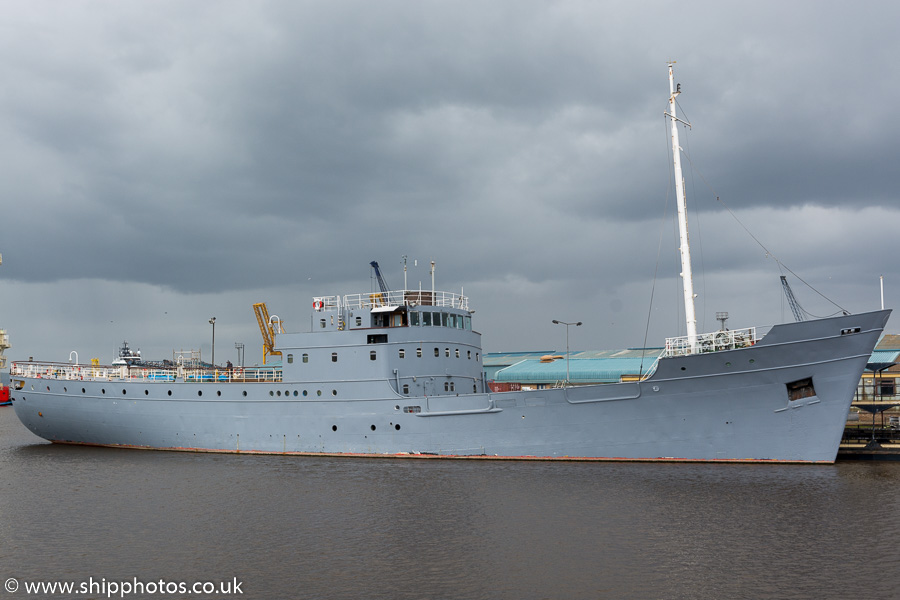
[423, 312, 432, 326]
[410, 311, 420, 326]
[442, 313, 449, 327]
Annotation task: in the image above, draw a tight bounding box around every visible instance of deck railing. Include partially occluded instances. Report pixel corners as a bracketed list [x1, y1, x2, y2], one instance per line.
[315, 290, 469, 311]
[664, 327, 758, 357]
[10, 361, 283, 383]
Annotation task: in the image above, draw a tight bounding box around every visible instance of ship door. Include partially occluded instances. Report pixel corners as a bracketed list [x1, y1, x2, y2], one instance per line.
[424, 377, 435, 396]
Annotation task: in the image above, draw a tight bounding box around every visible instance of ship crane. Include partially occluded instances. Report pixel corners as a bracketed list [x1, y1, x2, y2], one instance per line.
[369, 261, 391, 294]
[253, 302, 283, 363]
[780, 275, 808, 322]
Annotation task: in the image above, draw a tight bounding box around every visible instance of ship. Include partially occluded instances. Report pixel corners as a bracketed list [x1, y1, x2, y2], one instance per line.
[8, 64, 891, 463]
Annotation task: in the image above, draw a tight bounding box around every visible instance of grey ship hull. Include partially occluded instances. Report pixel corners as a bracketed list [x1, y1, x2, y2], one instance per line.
[12, 310, 890, 463]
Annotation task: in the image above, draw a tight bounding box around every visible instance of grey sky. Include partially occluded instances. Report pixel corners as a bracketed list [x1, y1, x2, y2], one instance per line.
[1, 0, 897, 364]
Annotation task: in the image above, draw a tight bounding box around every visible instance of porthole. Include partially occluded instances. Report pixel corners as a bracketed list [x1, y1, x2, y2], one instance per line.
[332, 425, 337, 432]
[63, 387, 67, 392]
[317, 390, 322, 397]
[122, 389, 127, 395]
[46, 386, 50, 391]
[242, 391, 248, 397]
[145, 390, 149, 396]
[198, 390, 203, 397]
[217, 390, 222, 397]
[370, 424, 376, 431]
[395, 424, 401, 431]
[102, 388, 106, 394]
[331, 389, 337, 396]
[82, 388, 86, 394]
[293, 390, 299, 397]
[270, 391, 275, 397]
[168, 390, 172, 396]
[277, 390, 282, 397]
[303, 390, 308, 397]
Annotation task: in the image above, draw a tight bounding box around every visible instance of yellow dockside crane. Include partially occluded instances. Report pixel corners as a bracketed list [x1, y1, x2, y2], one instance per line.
[253, 302, 283, 364]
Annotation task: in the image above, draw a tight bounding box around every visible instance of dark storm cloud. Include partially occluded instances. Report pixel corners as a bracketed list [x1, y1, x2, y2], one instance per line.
[0, 0, 898, 360]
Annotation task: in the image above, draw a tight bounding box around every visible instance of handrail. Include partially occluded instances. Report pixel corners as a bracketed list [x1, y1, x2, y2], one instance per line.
[314, 290, 469, 311]
[664, 327, 758, 357]
[10, 361, 283, 383]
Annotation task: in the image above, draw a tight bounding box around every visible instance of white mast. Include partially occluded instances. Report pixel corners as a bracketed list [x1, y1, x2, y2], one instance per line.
[667, 62, 698, 350]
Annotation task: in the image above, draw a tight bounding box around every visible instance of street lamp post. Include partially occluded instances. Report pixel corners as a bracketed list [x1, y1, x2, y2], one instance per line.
[552, 319, 582, 387]
[209, 317, 216, 367]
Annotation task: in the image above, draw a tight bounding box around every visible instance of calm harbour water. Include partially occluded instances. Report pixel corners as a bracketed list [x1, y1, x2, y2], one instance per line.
[2, 406, 899, 600]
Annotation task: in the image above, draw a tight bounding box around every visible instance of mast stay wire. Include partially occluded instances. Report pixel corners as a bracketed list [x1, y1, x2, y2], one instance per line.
[671, 113, 849, 318]
[640, 111, 678, 377]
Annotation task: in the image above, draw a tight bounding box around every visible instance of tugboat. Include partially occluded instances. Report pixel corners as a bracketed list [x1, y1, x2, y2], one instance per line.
[7, 64, 891, 462]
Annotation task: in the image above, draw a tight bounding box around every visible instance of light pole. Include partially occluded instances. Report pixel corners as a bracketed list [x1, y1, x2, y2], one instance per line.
[209, 317, 216, 367]
[552, 319, 582, 386]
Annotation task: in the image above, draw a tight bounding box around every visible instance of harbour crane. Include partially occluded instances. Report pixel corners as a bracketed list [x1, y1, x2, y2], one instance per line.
[780, 275, 808, 322]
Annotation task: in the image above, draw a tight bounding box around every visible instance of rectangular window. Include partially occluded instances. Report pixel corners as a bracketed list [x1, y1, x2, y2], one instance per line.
[403, 406, 421, 413]
[455, 349, 460, 358]
[370, 350, 377, 361]
[331, 353, 338, 363]
[434, 348, 440, 357]
[287, 354, 294, 364]
[367, 334, 388, 344]
[402, 384, 409, 394]
[356, 316, 362, 327]
[416, 348, 422, 358]
[399, 349, 405, 359]
[302, 354, 309, 363]
[319, 319, 327, 329]
[445, 348, 450, 357]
